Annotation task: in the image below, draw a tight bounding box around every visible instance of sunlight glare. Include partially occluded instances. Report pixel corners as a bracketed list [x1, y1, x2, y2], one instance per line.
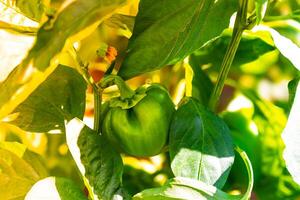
[25, 177, 60, 200]
[227, 95, 252, 112]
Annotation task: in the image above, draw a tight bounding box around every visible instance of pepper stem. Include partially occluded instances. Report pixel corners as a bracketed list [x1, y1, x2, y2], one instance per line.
[98, 75, 136, 99]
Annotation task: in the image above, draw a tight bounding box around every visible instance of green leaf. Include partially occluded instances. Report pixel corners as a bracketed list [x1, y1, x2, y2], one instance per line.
[0, 149, 38, 182]
[259, 26, 300, 70]
[0, 0, 45, 21]
[242, 90, 286, 177]
[0, 0, 126, 120]
[66, 118, 123, 200]
[22, 150, 48, 179]
[238, 90, 300, 197]
[258, 28, 300, 186]
[287, 75, 300, 111]
[0, 141, 26, 157]
[0, 141, 48, 177]
[25, 177, 88, 200]
[282, 80, 300, 185]
[133, 177, 239, 200]
[187, 58, 213, 106]
[118, 0, 238, 79]
[190, 30, 275, 72]
[134, 148, 253, 200]
[222, 110, 261, 180]
[0, 141, 47, 179]
[229, 90, 300, 198]
[255, 0, 268, 24]
[103, 14, 135, 38]
[8, 65, 86, 134]
[0, 20, 37, 35]
[169, 97, 234, 188]
[0, 142, 47, 199]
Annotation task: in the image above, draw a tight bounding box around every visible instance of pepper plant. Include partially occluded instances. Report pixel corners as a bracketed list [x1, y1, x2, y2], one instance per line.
[1, 0, 300, 199]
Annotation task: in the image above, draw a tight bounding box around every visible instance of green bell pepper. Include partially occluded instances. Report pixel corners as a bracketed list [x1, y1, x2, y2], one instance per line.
[99, 75, 175, 157]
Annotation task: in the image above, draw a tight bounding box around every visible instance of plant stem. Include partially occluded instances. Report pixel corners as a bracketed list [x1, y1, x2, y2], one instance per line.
[82, 68, 102, 134]
[208, 0, 249, 111]
[208, 30, 243, 111]
[69, 47, 102, 133]
[93, 88, 102, 133]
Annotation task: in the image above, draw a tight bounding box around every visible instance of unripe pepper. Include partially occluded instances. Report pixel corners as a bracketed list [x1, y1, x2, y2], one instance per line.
[99, 75, 175, 157]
